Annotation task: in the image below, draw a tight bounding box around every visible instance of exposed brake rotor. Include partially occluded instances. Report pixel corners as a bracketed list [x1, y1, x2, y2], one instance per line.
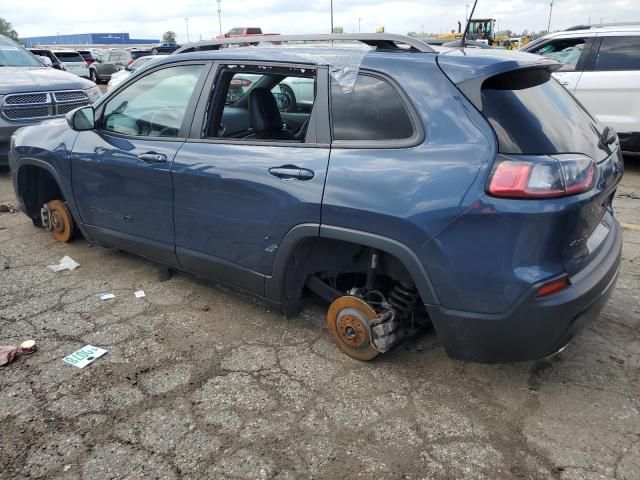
[327, 295, 380, 361]
[45, 200, 75, 243]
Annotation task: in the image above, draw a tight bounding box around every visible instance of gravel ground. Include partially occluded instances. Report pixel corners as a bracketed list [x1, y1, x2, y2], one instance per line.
[1, 159, 639, 480]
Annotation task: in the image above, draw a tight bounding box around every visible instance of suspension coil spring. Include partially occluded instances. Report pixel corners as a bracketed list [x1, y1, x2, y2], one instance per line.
[388, 283, 419, 319]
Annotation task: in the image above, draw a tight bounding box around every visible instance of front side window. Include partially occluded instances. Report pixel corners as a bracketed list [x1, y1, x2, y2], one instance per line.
[530, 38, 587, 71]
[594, 36, 640, 71]
[330, 74, 414, 141]
[101, 64, 203, 137]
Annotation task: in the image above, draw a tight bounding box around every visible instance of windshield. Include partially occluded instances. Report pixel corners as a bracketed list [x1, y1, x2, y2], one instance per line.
[0, 36, 42, 67]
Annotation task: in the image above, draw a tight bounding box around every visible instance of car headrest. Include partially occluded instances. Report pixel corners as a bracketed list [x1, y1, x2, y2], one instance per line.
[248, 87, 283, 133]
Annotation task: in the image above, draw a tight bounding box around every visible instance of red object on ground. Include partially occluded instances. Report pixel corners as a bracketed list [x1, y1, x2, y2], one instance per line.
[0, 346, 19, 366]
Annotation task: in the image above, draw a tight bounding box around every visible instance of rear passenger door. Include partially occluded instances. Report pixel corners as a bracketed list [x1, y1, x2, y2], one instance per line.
[171, 63, 331, 294]
[573, 34, 640, 134]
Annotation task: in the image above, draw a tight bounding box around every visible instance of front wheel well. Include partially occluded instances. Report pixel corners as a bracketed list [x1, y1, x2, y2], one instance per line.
[17, 165, 64, 225]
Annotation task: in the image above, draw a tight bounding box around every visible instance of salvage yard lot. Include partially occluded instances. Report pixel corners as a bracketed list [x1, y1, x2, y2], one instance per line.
[1, 162, 639, 480]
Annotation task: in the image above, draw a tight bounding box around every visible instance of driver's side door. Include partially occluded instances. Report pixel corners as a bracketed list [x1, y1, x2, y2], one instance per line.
[71, 61, 209, 266]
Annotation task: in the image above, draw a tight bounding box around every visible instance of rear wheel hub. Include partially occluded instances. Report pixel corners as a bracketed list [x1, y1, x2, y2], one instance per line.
[327, 296, 380, 361]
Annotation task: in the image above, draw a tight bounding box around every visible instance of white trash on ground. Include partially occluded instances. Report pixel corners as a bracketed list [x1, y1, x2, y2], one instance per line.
[134, 290, 145, 298]
[99, 293, 115, 300]
[63, 345, 108, 368]
[48, 256, 80, 272]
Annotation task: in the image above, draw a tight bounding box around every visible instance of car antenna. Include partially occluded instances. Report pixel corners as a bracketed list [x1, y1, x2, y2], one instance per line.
[444, 0, 482, 48]
[461, 0, 479, 46]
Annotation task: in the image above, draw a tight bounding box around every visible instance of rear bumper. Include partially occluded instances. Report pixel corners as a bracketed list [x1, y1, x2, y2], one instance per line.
[427, 218, 622, 363]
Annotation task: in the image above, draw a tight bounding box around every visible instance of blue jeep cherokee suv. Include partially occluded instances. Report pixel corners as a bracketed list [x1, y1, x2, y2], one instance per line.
[9, 34, 623, 363]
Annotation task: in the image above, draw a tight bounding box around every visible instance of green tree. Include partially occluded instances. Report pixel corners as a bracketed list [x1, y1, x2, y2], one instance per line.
[0, 17, 19, 40]
[162, 31, 177, 43]
[332, 27, 344, 34]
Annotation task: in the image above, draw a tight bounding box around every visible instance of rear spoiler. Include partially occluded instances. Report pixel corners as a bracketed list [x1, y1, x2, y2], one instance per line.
[436, 50, 561, 110]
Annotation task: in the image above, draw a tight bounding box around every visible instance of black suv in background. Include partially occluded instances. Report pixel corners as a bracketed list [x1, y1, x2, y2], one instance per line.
[89, 49, 152, 83]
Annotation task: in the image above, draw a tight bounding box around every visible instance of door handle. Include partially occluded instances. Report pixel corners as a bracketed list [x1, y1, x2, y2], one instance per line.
[269, 165, 314, 180]
[560, 81, 570, 86]
[137, 152, 167, 164]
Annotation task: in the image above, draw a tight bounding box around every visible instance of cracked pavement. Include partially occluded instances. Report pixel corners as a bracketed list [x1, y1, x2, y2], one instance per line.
[1, 160, 640, 480]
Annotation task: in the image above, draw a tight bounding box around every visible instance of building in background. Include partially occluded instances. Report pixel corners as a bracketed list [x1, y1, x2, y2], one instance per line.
[22, 33, 159, 47]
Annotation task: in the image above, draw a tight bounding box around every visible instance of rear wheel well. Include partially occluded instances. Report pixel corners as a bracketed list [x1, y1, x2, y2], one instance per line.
[282, 237, 422, 316]
[17, 165, 64, 226]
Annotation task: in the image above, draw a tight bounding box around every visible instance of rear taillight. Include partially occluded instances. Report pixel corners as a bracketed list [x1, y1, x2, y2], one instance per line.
[488, 154, 595, 199]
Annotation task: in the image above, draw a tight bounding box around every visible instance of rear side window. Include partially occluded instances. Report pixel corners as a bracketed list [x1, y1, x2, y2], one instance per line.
[481, 68, 605, 159]
[330, 74, 414, 142]
[594, 36, 640, 71]
[247, 28, 261, 34]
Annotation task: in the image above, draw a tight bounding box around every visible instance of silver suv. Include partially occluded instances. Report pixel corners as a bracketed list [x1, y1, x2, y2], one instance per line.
[0, 35, 101, 166]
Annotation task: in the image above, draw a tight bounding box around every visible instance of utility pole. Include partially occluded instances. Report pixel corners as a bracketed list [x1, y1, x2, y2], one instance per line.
[185, 18, 190, 43]
[547, 0, 554, 33]
[358, 17, 362, 33]
[217, 0, 222, 36]
[330, 0, 334, 33]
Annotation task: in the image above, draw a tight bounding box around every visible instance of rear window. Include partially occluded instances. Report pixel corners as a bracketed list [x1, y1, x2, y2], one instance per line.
[480, 68, 605, 159]
[54, 52, 84, 62]
[594, 36, 640, 71]
[246, 28, 261, 34]
[331, 74, 414, 142]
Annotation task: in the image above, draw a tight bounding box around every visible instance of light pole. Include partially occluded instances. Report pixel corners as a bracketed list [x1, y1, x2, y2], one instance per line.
[217, 0, 222, 36]
[358, 17, 362, 33]
[185, 18, 190, 43]
[330, 0, 334, 33]
[547, 0, 554, 33]
[466, 4, 469, 22]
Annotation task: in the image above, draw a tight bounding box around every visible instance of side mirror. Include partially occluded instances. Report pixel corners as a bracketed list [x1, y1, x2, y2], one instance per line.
[66, 106, 95, 131]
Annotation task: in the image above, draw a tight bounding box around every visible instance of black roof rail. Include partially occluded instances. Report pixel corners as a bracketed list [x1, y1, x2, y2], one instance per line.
[565, 21, 640, 31]
[565, 24, 592, 31]
[174, 33, 435, 54]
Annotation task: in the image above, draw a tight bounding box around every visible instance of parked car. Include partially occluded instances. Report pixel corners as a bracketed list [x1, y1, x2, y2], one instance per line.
[107, 55, 159, 91]
[0, 35, 100, 167]
[215, 27, 276, 39]
[522, 23, 640, 153]
[28, 48, 65, 71]
[51, 50, 90, 78]
[151, 43, 180, 55]
[9, 34, 623, 363]
[78, 50, 97, 65]
[89, 49, 153, 83]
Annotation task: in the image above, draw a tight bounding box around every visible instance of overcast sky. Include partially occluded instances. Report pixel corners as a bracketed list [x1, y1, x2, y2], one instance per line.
[5, 0, 639, 41]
